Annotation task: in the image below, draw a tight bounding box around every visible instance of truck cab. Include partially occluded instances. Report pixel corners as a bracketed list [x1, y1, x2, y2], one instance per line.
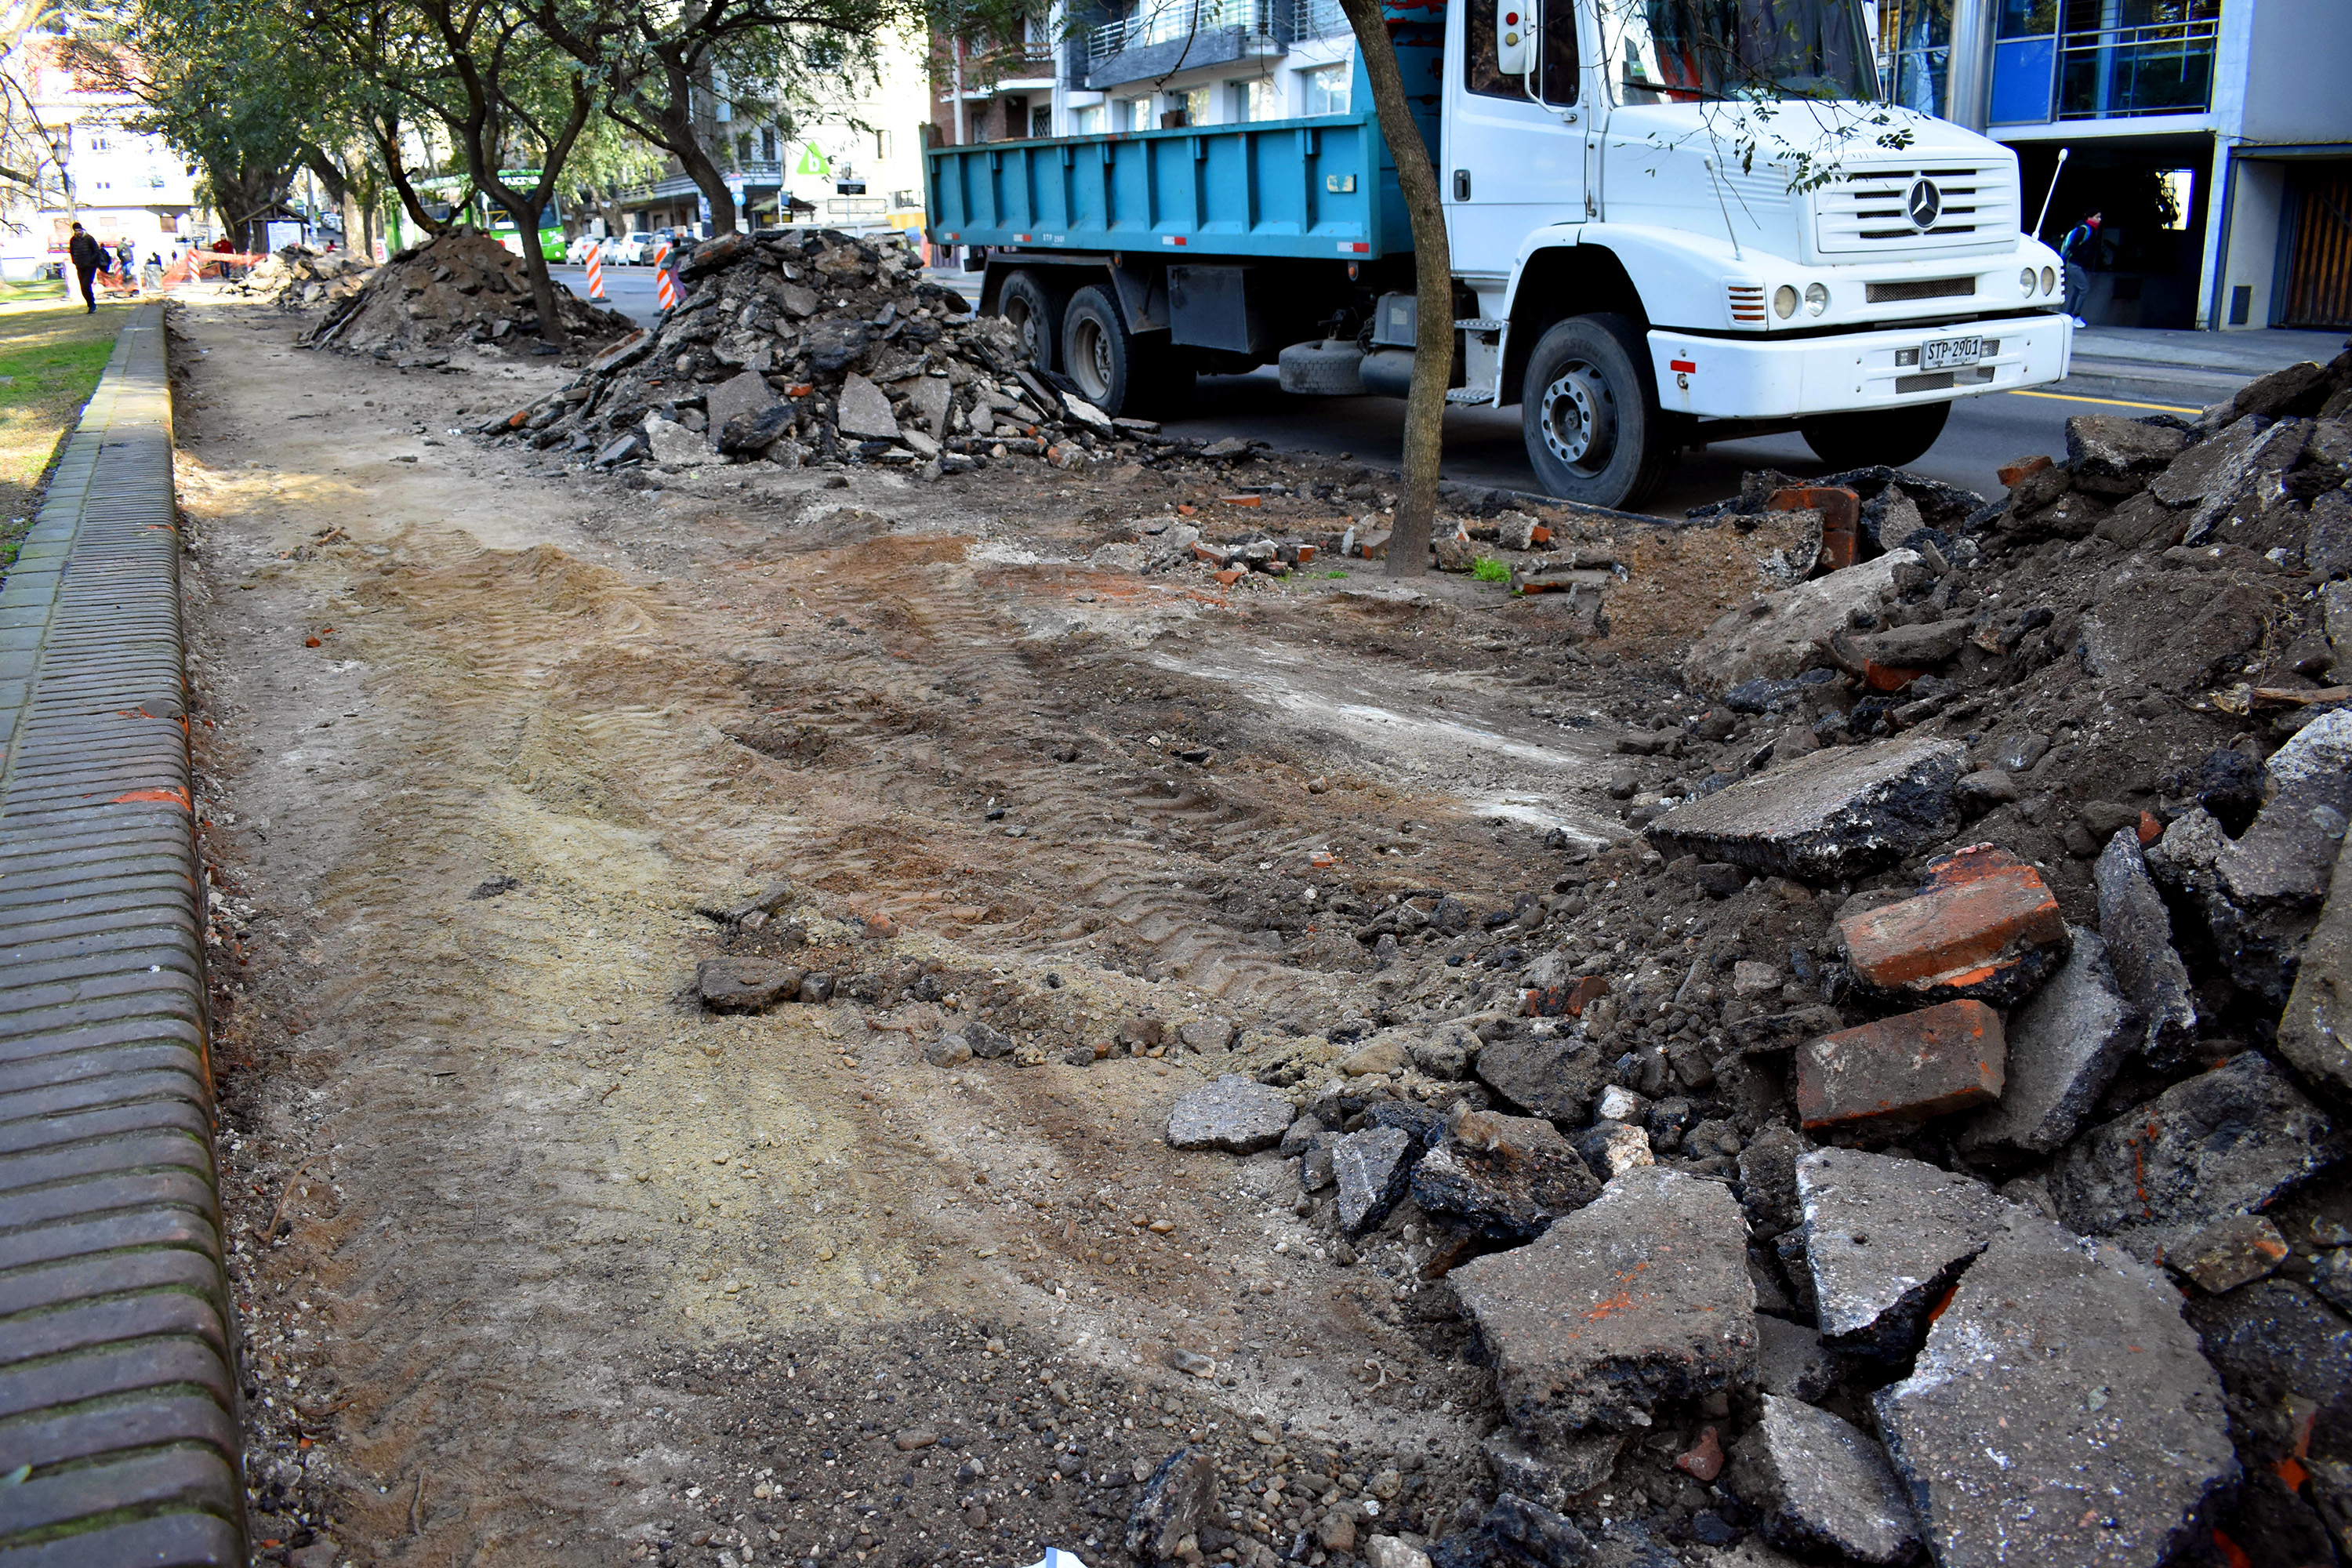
[927, 0, 2071, 510]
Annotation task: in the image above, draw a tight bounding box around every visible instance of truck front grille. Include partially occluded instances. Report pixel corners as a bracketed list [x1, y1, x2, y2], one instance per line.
[1815, 165, 2017, 256]
[1866, 277, 1976, 303]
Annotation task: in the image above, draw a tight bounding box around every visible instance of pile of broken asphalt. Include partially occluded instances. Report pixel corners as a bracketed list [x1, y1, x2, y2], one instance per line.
[676, 344, 2352, 1568]
[303, 230, 635, 361]
[478, 227, 1250, 477]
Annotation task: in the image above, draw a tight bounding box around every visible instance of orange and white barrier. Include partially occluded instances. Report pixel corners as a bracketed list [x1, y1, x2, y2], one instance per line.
[655, 243, 677, 311]
[583, 245, 606, 299]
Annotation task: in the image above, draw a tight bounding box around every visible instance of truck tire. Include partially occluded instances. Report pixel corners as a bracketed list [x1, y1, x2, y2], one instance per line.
[1799, 403, 1951, 470]
[997, 270, 1058, 372]
[1062, 285, 1192, 417]
[1520, 314, 1674, 510]
[1277, 338, 1367, 396]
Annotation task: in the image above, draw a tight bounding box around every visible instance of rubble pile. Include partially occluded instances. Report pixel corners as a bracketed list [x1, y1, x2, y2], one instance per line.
[484, 227, 1192, 475]
[240, 245, 372, 310]
[1142, 351, 2351, 1563]
[674, 345, 2352, 1566]
[304, 231, 633, 358]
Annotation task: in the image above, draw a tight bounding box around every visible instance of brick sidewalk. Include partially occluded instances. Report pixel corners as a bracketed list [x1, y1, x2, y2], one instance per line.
[0, 303, 245, 1564]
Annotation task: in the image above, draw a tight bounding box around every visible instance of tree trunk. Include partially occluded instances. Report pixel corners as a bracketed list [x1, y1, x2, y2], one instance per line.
[376, 122, 445, 245]
[1338, 0, 1450, 579]
[642, 55, 737, 237]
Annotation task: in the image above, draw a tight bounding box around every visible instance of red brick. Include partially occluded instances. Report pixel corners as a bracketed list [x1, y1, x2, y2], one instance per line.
[1796, 1000, 2007, 1133]
[1213, 568, 1246, 586]
[1838, 844, 2068, 1004]
[1221, 494, 1262, 508]
[1768, 485, 1860, 572]
[1523, 975, 1608, 1018]
[2137, 810, 2164, 845]
[1997, 454, 2053, 488]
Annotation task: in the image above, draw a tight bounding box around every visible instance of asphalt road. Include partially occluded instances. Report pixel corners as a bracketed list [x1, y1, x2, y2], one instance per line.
[554, 261, 2341, 521]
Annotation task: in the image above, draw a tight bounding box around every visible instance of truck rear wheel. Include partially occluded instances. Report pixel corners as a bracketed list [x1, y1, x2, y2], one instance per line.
[1799, 403, 1951, 470]
[997, 270, 1058, 372]
[1520, 314, 1674, 510]
[1062, 285, 1192, 417]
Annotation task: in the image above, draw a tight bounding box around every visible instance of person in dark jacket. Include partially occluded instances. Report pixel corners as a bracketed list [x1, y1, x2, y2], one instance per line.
[2059, 210, 2102, 328]
[67, 223, 103, 313]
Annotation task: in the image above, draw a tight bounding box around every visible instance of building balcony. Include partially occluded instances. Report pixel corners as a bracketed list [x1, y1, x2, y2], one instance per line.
[1989, 13, 2218, 126]
[1077, 0, 1346, 90]
[958, 42, 1059, 94]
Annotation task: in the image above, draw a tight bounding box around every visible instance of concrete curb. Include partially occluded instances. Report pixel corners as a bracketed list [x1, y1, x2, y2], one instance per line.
[0, 303, 245, 1564]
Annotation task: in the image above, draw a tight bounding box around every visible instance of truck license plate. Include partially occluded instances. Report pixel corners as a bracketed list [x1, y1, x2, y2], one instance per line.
[1922, 336, 1984, 371]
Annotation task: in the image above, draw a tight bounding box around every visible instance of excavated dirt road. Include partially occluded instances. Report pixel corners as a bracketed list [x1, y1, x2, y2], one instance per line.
[172, 297, 1652, 1567]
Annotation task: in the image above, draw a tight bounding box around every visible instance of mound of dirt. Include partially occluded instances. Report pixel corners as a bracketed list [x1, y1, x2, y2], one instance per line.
[481, 226, 1159, 475]
[241, 245, 372, 311]
[305, 231, 632, 358]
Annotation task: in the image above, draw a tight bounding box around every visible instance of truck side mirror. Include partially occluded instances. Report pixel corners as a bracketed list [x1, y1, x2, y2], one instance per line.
[1497, 0, 1534, 75]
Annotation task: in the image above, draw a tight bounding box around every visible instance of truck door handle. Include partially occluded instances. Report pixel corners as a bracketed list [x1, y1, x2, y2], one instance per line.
[1454, 170, 1471, 200]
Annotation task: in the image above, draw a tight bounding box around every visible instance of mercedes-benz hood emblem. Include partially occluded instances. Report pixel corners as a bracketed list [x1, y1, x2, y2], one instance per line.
[1907, 178, 1943, 231]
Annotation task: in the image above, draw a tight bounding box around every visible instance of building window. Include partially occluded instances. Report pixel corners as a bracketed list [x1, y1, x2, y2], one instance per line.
[1881, 0, 1952, 117]
[86, 132, 110, 151]
[1177, 85, 1212, 125]
[1073, 103, 1105, 134]
[1030, 107, 1051, 136]
[2056, 0, 2218, 120]
[1232, 77, 1279, 121]
[761, 127, 778, 159]
[1301, 62, 1349, 115]
[877, 128, 895, 158]
[1120, 96, 1151, 130]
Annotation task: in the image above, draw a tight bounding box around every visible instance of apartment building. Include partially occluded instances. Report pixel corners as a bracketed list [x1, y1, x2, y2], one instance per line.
[5, 38, 205, 264]
[1878, 0, 2351, 329]
[930, 0, 1358, 149]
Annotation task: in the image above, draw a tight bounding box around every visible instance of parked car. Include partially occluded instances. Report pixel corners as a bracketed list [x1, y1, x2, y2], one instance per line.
[564, 234, 601, 265]
[602, 231, 653, 266]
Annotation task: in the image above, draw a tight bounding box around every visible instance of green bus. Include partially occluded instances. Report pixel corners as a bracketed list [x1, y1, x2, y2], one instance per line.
[394, 171, 566, 261]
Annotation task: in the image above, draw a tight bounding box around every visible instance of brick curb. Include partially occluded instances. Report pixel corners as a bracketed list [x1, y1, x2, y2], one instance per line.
[0, 303, 245, 1564]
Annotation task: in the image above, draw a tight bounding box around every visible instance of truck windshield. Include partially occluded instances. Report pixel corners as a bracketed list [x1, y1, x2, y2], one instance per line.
[1600, 0, 1878, 104]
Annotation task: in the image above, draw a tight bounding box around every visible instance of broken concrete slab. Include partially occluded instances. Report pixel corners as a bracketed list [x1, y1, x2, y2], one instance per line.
[2279, 831, 2352, 1105]
[2216, 708, 2352, 909]
[644, 415, 722, 466]
[1874, 1209, 2236, 1568]
[2051, 1052, 2342, 1265]
[1958, 927, 2136, 1160]
[1682, 550, 1923, 698]
[1838, 843, 2070, 1006]
[1165, 1075, 1294, 1153]
[2147, 804, 2319, 1007]
[1475, 1033, 1612, 1126]
[1410, 1109, 1602, 1241]
[704, 369, 781, 442]
[2065, 414, 2187, 495]
[2092, 830, 2198, 1066]
[1450, 1167, 1755, 1439]
[835, 371, 900, 440]
[1645, 735, 1965, 883]
[1798, 1146, 2009, 1359]
[1730, 1395, 1921, 1566]
[695, 956, 804, 1011]
[905, 373, 952, 435]
[1334, 1125, 1419, 1234]
[1481, 1428, 1625, 1510]
[1795, 1000, 2005, 1137]
[2172, 1214, 2290, 1294]
[1754, 1314, 1837, 1401]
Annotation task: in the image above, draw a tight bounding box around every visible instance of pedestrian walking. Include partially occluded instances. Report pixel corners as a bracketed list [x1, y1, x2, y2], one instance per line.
[67, 223, 103, 313]
[2059, 209, 2101, 328]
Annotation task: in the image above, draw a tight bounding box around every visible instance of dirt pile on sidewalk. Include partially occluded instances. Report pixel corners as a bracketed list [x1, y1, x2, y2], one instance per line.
[303, 231, 633, 358]
[484, 227, 1164, 474]
[240, 245, 372, 310]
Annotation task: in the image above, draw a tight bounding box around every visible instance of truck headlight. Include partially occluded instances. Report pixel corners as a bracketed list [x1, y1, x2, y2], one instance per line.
[2042, 266, 2056, 296]
[1773, 285, 1798, 320]
[2020, 267, 2036, 296]
[1803, 282, 1828, 317]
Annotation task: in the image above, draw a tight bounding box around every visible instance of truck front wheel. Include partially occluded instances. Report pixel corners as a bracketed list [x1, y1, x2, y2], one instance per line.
[1799, 403, 1951, 470]
[1520, 314, 1674, 510]
[997, 270, 1058, 372]
[1062, 285, 1192, 417]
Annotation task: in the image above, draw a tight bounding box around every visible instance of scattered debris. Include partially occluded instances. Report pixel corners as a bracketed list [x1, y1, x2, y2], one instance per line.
[307, 232, 632, 358]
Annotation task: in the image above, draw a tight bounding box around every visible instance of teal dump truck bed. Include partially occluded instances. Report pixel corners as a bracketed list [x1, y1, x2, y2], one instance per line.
[925, 113, 1410, 260]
